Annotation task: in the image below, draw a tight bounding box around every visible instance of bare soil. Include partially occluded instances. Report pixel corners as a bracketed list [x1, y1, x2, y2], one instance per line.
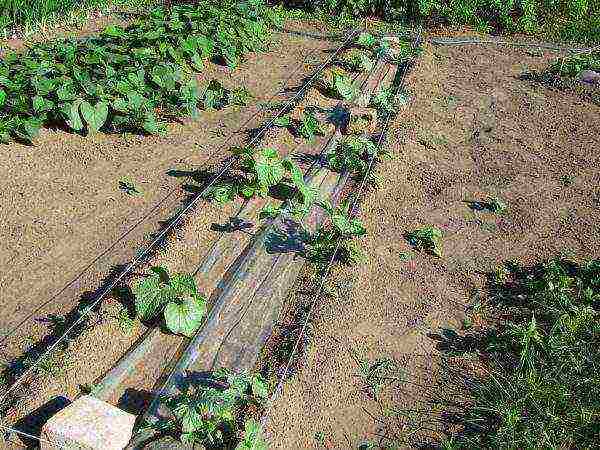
[264, 36, 600, 449]
[0, 19, 338, 446]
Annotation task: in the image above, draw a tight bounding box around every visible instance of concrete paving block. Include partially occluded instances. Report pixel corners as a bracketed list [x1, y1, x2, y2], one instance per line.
[41, 395, 135, 450]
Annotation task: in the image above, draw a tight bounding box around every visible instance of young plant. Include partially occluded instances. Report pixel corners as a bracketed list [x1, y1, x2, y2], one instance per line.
[407, 226, 443, 257]
[487, 196, 507, 214]
[229, 86, 253, 106]
[147, 369, 268, 448]
[132, 266, 206, 337]
[320, 68, 357, 101]
[356, 32, 377, 49]
[342, 49, 374, 73]
[325, 135, 382, 176]
[304, 200, 366, 269]
[297, 110, 325, 141]
[371, 87, 396, 114]
[207, 147, 316, 216]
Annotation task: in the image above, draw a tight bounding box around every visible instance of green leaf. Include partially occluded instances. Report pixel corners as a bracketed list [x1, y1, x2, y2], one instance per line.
[164, 297, 206, 337]
[204, 79, 225, 110]
[254, 148, 285, 190]
[103, 25, 126, 38]
[151, 64, 177, 91]
[133, 274, 169, 322]
[273, 115, 291, 127]
[80, 100, 108, 133]
[0, 89, 6, 107]
[32, 96, 54, 113]
[334, 74, 356, 101]
[251, 376, 268, 398]
[67, 100, 84, 132]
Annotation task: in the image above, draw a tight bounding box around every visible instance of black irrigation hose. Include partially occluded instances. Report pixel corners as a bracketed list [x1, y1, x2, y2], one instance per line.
[0, 30, 334, 350]
[0, 29, 360, 424]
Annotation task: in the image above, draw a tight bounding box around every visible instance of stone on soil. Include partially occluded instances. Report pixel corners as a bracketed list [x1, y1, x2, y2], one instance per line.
[41, 395, 135, 450]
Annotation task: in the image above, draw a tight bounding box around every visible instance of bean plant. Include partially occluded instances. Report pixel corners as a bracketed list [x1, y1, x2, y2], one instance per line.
[146, 368, 269, 448]
[132, 266, 206, 337]
[305, 199, 366, 269]
[0, 0, 276, 143]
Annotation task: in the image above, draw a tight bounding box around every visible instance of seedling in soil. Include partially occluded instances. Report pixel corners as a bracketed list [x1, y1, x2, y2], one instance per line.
[229, 86, 253, 106]
[144, 368, 268, 448]
[561, 174, 576, 186]
[320, 68, 358, 102]
[273, 114, 292, 128]
[371, 87, 396, 114]
[297, 110, 326, 141]
[207, 147, 317, 217]
[356, 32, 377, 49]
[326, 135, 385, 177]
[304, 200, 366, 269]
[116, 306, 136, 335]
[356, 357, 403, 399]
[342, 49, 374, 73]
[118, 177, 142, 196]
[407, 226, 443, 257]
[466, 196, 507, 214]
[132, 266, 206, 337]
[487, 196, 507, 214]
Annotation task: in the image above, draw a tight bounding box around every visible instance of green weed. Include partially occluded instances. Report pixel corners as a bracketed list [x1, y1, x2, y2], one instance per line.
[118, 177, 142, 196]
[440, 257, 600, 449]
[407, 226, 443, 257]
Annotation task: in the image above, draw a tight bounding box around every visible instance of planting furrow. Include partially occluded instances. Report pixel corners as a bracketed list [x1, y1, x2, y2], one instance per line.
[126, 53, 394, 447]
[84, 60, 375, 424]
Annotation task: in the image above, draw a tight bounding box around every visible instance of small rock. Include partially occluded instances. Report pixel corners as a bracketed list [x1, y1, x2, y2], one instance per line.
[580, 70, 600, 84]
[41, 395, 136, 450]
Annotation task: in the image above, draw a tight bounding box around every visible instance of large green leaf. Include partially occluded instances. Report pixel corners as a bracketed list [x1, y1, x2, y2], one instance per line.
[151, 64, 177, 91]
[80, 100, 108, 133]
[164, 296, 206, 337]
[254, 148, 285, 192]
[132, 274, 172, 321]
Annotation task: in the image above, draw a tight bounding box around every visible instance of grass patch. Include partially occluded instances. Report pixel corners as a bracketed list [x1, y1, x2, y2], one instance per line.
[440, 257, 600, 448]
[0, 0, 159, 38]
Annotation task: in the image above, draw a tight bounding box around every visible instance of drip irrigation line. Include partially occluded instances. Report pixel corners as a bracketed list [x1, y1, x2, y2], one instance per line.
[429, 37, 598, 53]
[0, 423, 67, 449]
[252, 25, 423, 450]
[0, 33, 339, 350]
[0, 29, 359, 421]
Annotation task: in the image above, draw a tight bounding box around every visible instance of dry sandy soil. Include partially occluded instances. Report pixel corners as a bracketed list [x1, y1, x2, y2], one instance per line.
[264, 37, 600, 449]
[0, 21, 333, 358]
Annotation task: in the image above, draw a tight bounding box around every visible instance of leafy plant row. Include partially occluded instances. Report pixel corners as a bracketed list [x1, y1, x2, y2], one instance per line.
[276, 0, 600, 45]
[0, 0, 278, 143]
